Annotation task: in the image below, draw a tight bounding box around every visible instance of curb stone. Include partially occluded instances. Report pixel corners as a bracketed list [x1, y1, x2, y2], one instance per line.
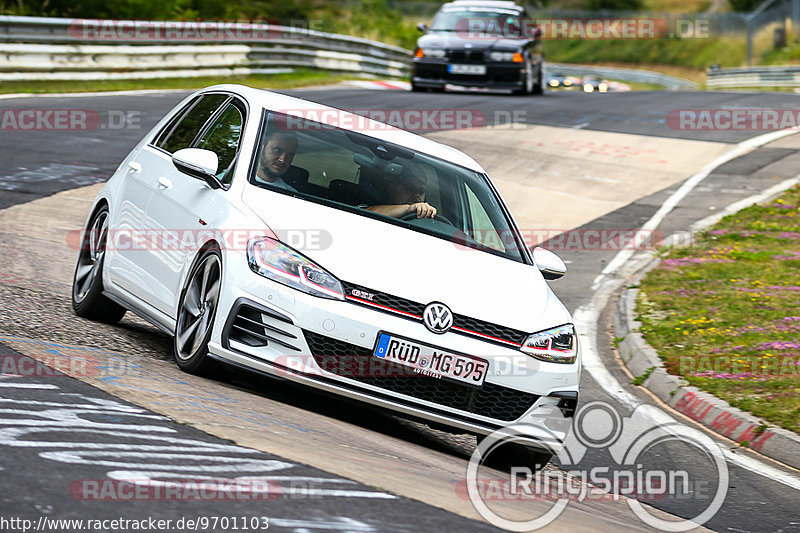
[614, 264, 800, 471]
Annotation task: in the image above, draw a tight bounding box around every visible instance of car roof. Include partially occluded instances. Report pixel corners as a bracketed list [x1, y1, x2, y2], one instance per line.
[201, 84, 486, 174]
[442, 0, 523, 12]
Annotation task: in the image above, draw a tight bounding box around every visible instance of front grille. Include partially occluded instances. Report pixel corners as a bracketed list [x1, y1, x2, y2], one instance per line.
[303, 330, 539, 422]
[341, 281, 527, 347]
[224, 301, 302, 352]
[449, 50, 485, 63]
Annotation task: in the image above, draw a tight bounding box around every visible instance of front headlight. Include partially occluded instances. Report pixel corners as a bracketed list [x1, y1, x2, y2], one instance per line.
[247, 237, 344, 300]
[419, 48, 446, 58]
[521, 324, 577, 364]
[489, 51, 520, 62]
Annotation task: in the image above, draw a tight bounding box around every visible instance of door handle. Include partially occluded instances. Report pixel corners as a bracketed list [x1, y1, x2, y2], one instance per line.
[127, 161, 142, 173]
[157, 177, 172, 190]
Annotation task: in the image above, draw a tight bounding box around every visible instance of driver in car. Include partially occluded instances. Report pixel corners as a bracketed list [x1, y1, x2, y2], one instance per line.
[256, 129, 298, 191]
[367, 172, 437, 219]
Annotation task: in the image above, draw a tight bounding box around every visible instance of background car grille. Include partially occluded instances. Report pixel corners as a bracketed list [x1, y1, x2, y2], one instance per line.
[303, 330, 540, 422]
[449, 50, 485, 63]
[341, 281, 527, 347]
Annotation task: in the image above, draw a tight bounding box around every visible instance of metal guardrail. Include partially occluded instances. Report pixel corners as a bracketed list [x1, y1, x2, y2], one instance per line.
[707, 65, 800, 88]
[0, 15, 697, 89]
[0, 15, 412, 81]
[545, 63, 697, 91]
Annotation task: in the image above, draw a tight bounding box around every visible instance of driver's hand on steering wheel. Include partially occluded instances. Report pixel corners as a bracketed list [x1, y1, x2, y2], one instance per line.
[407, 202, 437, 219]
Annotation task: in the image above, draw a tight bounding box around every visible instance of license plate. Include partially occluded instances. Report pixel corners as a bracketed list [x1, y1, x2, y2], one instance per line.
[448, 64, 486, 75]
[373, 332, 488, 386]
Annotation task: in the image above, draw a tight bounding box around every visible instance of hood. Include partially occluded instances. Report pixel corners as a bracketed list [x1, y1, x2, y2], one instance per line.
[417, 32, 526, 51]
[243, 188, 571, 335]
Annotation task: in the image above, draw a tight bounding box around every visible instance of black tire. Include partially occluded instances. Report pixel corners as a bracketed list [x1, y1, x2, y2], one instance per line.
[174, 247, 222, 375]
[71, 205, 127, 323]
[478, 437, 552, 471]
[514, 61, 535, 96]
[532, 67, 543, 95]
[410, 81, 424, 92]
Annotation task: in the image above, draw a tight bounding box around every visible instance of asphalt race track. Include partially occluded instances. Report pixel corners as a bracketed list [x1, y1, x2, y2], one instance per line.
[1, 86, 800, 532]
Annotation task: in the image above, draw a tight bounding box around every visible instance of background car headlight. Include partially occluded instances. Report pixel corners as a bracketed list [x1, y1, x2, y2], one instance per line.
[247, 237, 344, 300]
[417, 48, 446, 58]
[489, 51, 522, 62]
[520, 324, 577, 364]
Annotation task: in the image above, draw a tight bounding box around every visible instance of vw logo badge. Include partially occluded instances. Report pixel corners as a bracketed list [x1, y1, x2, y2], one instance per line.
[423, 302, 453, 334]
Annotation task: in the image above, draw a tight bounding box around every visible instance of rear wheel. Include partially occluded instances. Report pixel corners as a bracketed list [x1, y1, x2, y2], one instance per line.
[174, 248, 222, 374]
[71, 206, 126, 323]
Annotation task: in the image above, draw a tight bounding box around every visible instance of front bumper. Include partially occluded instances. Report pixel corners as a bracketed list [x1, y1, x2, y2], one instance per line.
[208, 255, 580, 446]
[412, 59, 527, 90]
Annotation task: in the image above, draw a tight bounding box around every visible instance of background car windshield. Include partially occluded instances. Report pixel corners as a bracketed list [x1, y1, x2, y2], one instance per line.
[431, 9, 522, 34]
[249, 112, 525, 263]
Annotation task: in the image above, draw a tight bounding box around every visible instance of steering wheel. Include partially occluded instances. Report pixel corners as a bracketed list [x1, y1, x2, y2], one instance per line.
[401, 211, 455, 227]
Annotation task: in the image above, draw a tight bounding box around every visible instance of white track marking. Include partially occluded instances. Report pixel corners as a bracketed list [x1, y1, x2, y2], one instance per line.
[688, 176, 800, 234]
[576, 127, 800, 489]
[595, 128, 800, 288]
[0, 383, 58, 389]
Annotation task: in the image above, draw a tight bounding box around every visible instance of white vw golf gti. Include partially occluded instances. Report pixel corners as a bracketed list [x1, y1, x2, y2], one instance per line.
[72, 85, 579, 465]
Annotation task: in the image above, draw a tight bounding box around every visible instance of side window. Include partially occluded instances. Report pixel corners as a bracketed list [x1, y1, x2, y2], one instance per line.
[465, 184, 506, 253]
[158, 94, 229, 154]
[196, 103, 244, 184]
[153, 96, 199, 148]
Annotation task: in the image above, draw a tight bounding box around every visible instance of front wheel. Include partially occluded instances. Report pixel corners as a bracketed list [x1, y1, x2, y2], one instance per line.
[174, 248, 222, 374]
[71, 206, 126, 323]
[477, 436, 552, 471]
[514, 62, 534, 95]
[532, 67, 543, 95]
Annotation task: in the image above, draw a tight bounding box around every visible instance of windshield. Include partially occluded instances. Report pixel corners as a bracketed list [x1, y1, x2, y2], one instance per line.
[431, 8, 523, 35]
[249, 111, 526, 263]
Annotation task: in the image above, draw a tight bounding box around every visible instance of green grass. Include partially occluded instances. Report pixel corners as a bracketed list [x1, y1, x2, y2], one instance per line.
[636, 186, 800, 432]
[544, 35, 746, 71]
[0, 69, 367, 95]
[632, 366, 656, 386]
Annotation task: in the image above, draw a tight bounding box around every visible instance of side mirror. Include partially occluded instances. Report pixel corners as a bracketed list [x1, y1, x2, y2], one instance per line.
[417, 22, 428, 33]
[172, 148, 223, 190]
[533, 247, 566, 280]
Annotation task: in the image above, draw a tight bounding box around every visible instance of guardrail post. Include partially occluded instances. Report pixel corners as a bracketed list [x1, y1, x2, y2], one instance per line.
[793, 0, 800, 39]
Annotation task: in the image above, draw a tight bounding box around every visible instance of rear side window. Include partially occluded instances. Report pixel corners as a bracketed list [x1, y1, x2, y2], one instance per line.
[157, 94, 229, 154]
